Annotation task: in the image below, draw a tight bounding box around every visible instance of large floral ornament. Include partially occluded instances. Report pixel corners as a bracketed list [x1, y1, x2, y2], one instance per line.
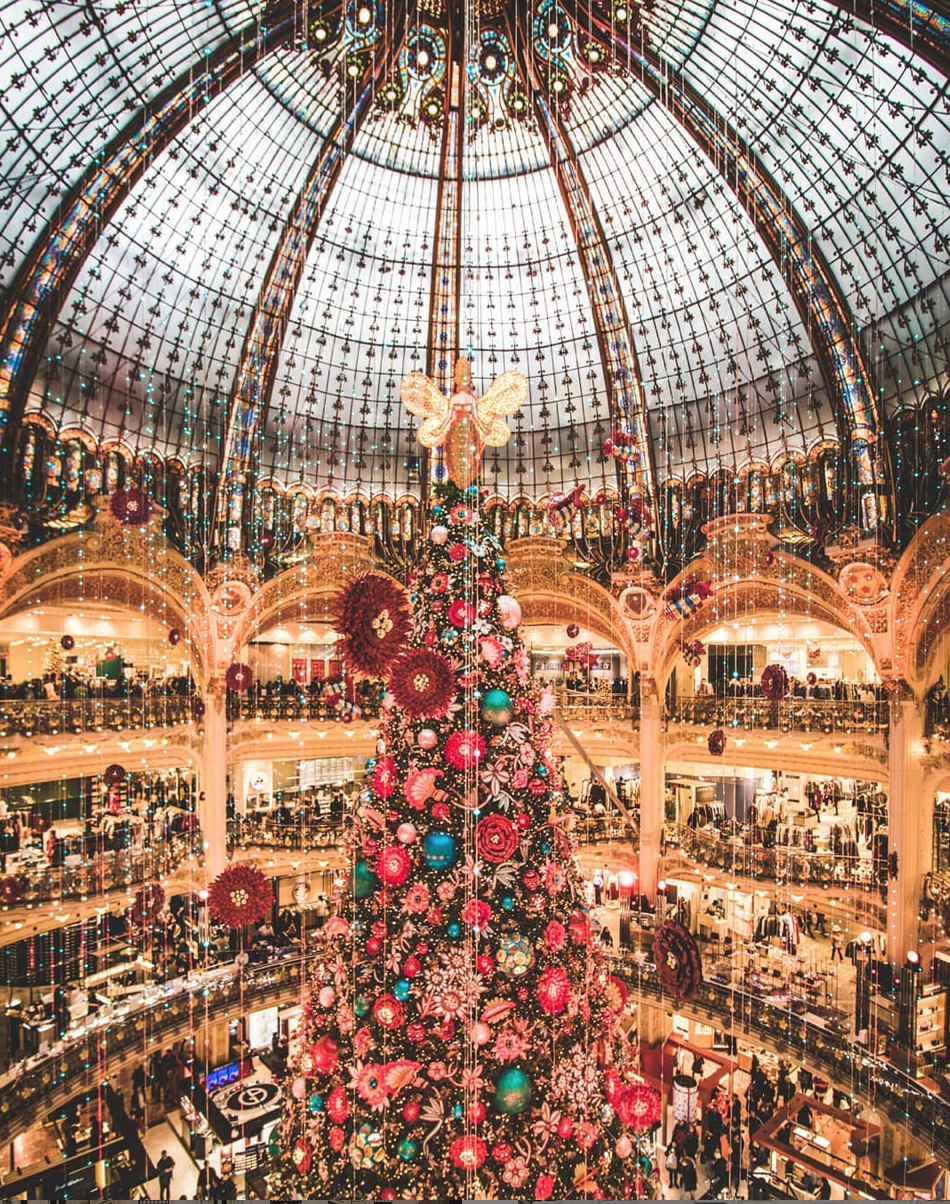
[208, 863, 272, 928]
[131, 881, 165, 926]
[614, 1083, 661, 1132]
[376, 844, 412, 887]
[496, 934, 535, 977]
[333, 573, 411, 677]
[449, 1135, 487, 1170]
[445, 728, 486, 769]
[475, 814, 519, 864]
[110, 485, 153, 526]
[388, 647, 456, 718]
[707, 728, 726, 757]
[537, 964, 571, 1014]
[652, 920, 703, 1001]
[760, 662, 789, 701]
[292, 1137, 312, 1176]
[225, 662, 253, 692]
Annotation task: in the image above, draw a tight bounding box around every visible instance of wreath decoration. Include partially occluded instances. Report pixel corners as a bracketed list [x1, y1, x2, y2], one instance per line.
[652, 919, 703, 1002]
[226, 662, 254, 692]
[707, 728, 726, 757]
[208, 863, 272, 928]
[131, 882, 166, 926]
[760, 663, 789, 701]
[110, 486, 153, 527]
[333, 573, 411, 678]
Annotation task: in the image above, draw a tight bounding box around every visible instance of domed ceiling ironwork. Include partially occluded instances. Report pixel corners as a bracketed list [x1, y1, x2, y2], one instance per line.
[0, 0, 947, 564]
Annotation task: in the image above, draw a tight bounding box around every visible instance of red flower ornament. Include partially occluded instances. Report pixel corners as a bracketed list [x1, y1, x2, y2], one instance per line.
[474, 814, 519, 864]
[208, 863, 272, 928]
[225, 662, 253, 692]
[333, 573, 411, 677]
[376, 844, 411, 887]
[538, 964, 571, 1014]
[110, 485, 153, 526]
[388, 648, 456, 719]
[445, 729, 486, 769]
[615, 1083, 661, 1132]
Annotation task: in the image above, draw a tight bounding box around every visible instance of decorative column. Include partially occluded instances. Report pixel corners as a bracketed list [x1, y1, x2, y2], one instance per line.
[199, 675, 229, 882]
[638, 683, 665, 901]
[887, 696, 926, 966]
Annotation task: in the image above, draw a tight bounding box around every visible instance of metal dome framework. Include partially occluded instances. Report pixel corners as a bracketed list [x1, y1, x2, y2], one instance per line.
[0, 0, 947, 561]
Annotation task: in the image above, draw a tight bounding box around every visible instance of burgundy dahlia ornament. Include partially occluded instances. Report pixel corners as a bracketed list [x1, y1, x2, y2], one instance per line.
[131, 881, 165, 926]
[110, 485, 153, 527]
[192, 698, 206, 719]
[60, 634, 75, 651]
[333, 573, 411, 677]
[208, 863, 272, 928]
[707, 728, 726, 757]
[168, 628, 181, 647]
[760, 663, 789, 701]
[226, 662, 253, 692]
[387, 647, 457, 719]
[653, 919, 703, 1001]
[104, 763, 126, 785]
[566, 623, 580, 639]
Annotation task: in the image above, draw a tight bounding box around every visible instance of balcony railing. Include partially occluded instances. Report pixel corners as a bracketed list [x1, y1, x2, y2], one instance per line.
[666, 822, 883, 890]
[228, 815, 344, 851]
[667, 695, 888, 736]
[0, 833, 196, 908]
[557, 688, 638, 724]
[0, 946, 946, 1172]
[226, 693, 383, 723]
[0, 695, 195, 738]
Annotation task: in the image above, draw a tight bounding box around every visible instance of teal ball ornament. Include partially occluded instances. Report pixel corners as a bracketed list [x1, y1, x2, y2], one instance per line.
[355, 994, 370, 1017]
[398, 1138, 418, 1162]
[423, 830, 457, 870]
[496, 558, 506, 571]
[453, 1103, 464, 1119]
[495, 1067, 532, 1114]
[481, 687, 513, 726]
[502, 896, 514, 911]
[447, 922, 461, 940]
[309, 1093, 323, 1113]
[394, 979, 411, 1001]
[351, 859, 377, 899]
[364, 757, 377, 772]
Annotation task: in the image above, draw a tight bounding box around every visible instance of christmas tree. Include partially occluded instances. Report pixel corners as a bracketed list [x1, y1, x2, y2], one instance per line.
[271, 365, 658, 1200]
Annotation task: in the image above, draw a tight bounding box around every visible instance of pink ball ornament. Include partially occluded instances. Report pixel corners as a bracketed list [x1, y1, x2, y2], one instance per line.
[318, 986, 335, 1008]
[431, 525, 449, 545]
[396, 822, 418, 845]
[615, 1135, 632, 1159]
[417, 728, 438, 750]
[471, 1021, 491, 1046]
[292, 1078, 307, 1099]
[497, 595, 522, 630]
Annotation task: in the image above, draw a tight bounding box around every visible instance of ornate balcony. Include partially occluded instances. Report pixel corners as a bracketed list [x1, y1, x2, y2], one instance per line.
[667, 695, 888, 737]
[0, 695, 196, 738]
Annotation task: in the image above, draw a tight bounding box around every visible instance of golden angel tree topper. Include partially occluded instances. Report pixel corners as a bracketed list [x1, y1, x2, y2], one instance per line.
[401, 358, 528, 488]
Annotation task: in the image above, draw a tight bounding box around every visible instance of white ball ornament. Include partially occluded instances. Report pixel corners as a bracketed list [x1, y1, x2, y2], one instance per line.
[615, 1135, 632, 1159]
[431, 525, 449, 545]
[471, 1021, 491, 1046]
[318, 986, 336, 1008]
[292, 1077, 307, 1099]
[396, 822, 418, 845]
[417, 728, 438, 750]
[497, 595, 522, 630]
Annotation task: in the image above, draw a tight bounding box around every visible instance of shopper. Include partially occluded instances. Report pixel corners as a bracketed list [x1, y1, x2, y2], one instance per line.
[156, 1150, 175, 1202]
[680, 1155, 698, 1200]
[665, 1143, 679, 1188]
[592, 867, 604, 906]
[830, 925, 844, 962]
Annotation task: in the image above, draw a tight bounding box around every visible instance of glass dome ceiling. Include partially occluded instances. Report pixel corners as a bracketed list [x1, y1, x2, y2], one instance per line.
[0, 0, 947, 501]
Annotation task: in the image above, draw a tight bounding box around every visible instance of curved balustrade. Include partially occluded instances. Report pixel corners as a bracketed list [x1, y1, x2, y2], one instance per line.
[0, 953, 306, 1153]
[226, 693, 383, 724]
[0, 695, 196, 739]
[0, 833, 196, 909]
[612, 958, 950, 1166]
[668, 696, 889, 736]
[228, 815, 344, 851]
[557, 690, 638, 724]
[0, 946, 945, 1169]
[667, 822, 884, 891]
